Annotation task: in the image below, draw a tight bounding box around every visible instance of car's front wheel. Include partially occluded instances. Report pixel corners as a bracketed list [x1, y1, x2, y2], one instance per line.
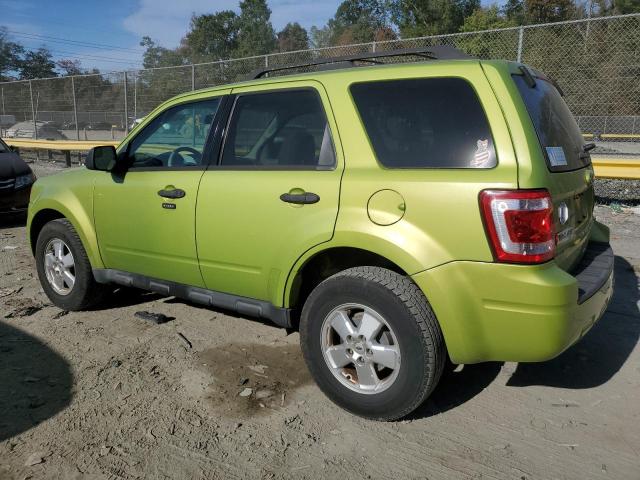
[35, 219, 110, 311]
[299, 266, 446, 421]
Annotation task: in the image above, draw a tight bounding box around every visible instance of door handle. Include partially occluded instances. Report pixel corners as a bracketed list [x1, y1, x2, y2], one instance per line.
[158, 188, 186, 199]
[280, 192, 320, 205]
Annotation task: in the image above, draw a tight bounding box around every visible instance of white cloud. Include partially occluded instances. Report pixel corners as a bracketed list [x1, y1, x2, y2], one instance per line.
[123, 0, 340, 48]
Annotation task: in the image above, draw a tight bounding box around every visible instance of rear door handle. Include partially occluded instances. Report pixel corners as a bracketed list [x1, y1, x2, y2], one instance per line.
[158, 188, 186, 199]
[280, 192, 320, 204]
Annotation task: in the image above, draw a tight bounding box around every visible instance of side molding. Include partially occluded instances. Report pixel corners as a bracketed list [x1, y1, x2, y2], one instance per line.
[93, 269, 292, 328]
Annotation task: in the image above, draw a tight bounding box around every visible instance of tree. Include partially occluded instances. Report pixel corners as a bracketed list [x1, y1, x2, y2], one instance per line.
[277, 23, 309, 52]
[322, 0, 396, 45]
[391, 0, 480, 37]
[502, 0, 525, 24]
[0, 27, 24, 81]
[461, 4, 518, 31]
[19, 47, 56, 79]
[140, 36, 188, 68]
[310, 25, 334, 48]
[183, 11, 239, 62]
[56, 59, 83, 76]
[525, 0, 576, 23]
[235, 0, 277, 57]
[611, 0, 640, 13]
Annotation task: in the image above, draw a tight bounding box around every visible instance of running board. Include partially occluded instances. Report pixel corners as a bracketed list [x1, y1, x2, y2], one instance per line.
[92, 269, 292, 328]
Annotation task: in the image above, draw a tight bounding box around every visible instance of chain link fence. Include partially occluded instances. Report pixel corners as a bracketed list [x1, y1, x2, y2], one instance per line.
[1, 13, 639, 154]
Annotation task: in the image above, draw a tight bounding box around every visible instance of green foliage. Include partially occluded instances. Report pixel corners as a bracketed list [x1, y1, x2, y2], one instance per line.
[19, 47, 57, 80]
[184, 11, 239, 62]
[502, 0, 525, 24]
[235, 0, 277, 56]
[461, 4, 518, 31]
[277, 23, 310, 52]
[525, 0, 577, 23]
[140, 36, 188, 69]
[0, 27, 25, 81]
[391, 0, 481, 37]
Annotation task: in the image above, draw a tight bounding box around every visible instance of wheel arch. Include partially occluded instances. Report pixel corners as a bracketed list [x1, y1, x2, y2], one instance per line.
[283, 246, 412, 325]
[28, 202, 104, 269]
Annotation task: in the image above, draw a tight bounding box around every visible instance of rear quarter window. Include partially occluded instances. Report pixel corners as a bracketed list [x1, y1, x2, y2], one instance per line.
[512, 74, 588, 172]
[350, 77, 496, 169]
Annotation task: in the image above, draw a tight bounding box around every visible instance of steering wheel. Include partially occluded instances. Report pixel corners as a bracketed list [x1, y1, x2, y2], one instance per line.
[168, 146, 201, 167]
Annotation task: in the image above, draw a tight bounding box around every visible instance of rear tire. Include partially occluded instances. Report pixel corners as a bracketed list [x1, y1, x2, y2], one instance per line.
[35, 219, 110, 311]
[299, 266, 445, 421]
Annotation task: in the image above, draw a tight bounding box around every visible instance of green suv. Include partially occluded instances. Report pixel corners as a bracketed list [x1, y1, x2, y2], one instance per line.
[27, 48, 614, 420]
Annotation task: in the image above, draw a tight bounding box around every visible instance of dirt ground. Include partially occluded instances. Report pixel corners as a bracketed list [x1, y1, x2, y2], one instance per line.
[0, 165, 639, 479]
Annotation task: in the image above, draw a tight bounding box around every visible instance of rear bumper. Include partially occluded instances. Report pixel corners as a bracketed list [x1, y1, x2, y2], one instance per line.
[413, 241, 614, 364]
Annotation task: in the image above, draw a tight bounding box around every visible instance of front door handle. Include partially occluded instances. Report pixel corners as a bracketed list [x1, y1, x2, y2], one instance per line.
[280, 192, 320, 205]
[158, 188, 186, 199]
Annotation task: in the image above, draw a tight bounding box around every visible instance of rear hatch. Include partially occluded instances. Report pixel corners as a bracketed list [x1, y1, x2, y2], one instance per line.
[512, 68, 595, 271]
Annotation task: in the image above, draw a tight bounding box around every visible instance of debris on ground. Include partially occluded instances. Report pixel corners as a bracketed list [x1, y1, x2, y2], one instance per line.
[24, 452, 47, 467]
[134, 311, 175, 324]
[177, 332, 192, 349]
[239, 388, 253, 397]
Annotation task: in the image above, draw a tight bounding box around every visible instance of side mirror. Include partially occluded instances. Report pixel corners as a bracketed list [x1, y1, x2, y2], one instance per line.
[86, 145, 117, 171]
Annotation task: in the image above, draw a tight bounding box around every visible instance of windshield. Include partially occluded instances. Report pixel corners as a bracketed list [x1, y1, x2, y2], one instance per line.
[513, 74, 589, 172]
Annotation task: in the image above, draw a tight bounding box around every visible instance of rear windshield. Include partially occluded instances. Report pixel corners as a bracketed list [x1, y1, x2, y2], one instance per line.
[350, 78, 496, 169]
[512, 74, 588, 172]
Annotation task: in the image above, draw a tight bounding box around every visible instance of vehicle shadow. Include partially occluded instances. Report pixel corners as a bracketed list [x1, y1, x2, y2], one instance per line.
[507, 256, 639, 389]
[407, 361, 504, 420]
[0, 213, 27, 229]
[94, 287, 165, 310]
[0, 320, 73, 441]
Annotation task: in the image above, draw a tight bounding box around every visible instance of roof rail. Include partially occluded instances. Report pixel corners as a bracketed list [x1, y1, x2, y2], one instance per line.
[247, 45, 473, 80]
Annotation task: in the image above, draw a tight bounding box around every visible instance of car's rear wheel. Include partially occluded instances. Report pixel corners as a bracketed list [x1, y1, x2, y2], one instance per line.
[299, 266, 445, 421]
[36, 219, 110, 311]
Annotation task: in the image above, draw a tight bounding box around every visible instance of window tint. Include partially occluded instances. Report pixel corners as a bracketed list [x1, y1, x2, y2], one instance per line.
[350, 78, 496, 169]
[512, 75, 588, 172]
[221, 89, 335, 168]
[128, 99, 220, 168]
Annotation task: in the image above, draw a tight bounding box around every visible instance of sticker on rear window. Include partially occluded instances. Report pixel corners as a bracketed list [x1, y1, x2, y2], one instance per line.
[545, 146, 567, 166]
[471, 139, 492, 168]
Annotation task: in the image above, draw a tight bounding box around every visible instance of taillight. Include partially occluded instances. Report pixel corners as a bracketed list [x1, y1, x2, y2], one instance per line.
[480, 189, 555, 264]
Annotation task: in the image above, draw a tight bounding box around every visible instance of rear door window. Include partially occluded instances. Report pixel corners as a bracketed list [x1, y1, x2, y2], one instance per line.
[0, 139, 7, 153]
[350, 78, 496, 169]
[220, 89, 335, 169]
[512, 74, 588, 172]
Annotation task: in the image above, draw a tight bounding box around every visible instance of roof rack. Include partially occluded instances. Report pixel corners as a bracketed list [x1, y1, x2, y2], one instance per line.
[248, 45, 472, 80]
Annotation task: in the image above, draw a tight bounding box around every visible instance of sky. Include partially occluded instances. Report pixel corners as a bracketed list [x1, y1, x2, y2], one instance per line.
[0, 0, 345, 72]
[1, 0, 497, 73]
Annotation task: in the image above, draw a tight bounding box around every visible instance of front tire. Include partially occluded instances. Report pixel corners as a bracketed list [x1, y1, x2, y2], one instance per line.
[35, 219, 110, 311]
[299, 266, 445, 421]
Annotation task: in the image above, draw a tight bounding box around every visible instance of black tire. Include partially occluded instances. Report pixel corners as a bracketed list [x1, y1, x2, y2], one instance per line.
[35, 219, 110, 311]
[300, 266, 446, 421]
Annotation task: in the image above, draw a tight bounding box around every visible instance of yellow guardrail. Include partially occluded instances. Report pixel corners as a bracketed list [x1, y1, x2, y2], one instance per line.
[2, 138, 639, 179]
[4, 138, 120, 150]
[591, 157, 640, 180]
[583, 133, 640, 140]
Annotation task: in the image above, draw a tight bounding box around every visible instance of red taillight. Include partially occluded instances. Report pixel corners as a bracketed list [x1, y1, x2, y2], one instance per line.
[480, 189, 555, 264]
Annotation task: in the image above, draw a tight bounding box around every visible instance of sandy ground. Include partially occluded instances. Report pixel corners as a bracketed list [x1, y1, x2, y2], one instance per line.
[0, 165, 639, 479]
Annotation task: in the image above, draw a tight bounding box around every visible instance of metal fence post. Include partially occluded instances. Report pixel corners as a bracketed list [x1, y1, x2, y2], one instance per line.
[123, 71, 129, 134]
[29, 80, 37, 140]
[71, 76, 80, 141]
[1, 87, 4, 115]
[517, 26, 524, 62]
[192, 65, 196, 91]
[133, 74, 137, 122]
[265, 55, 269, 68]
[372, 41, 377, 53]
